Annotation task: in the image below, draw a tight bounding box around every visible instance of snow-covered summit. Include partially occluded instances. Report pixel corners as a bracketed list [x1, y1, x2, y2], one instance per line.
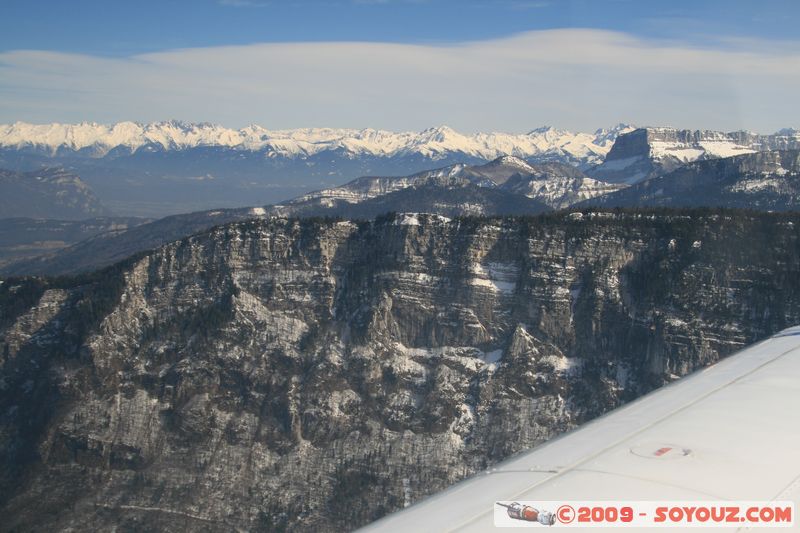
[490, 155, 537, 171]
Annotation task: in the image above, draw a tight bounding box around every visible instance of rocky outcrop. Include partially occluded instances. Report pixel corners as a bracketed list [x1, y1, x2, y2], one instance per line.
[590, 127, 800, 184]
[499, 161, 624, 209]
[1, 210, 800, 531]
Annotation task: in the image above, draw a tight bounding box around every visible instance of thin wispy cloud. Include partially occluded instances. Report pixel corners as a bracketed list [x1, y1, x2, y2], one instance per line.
[0, 29, 798, 132]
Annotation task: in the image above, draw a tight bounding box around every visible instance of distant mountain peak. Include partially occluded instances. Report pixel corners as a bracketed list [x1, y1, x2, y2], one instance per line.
[528, 125, 557, 135]
[488, 155, 535, 171]
[417, 125, 462, 142]
[593, 123, 634, 135]
[427, 124, 456, 133]
[776, 128, 800, 137]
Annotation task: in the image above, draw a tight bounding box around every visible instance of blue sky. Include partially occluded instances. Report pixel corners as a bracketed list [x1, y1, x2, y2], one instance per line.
[1, 0, 799, 132]
[3, 0, 799, 55]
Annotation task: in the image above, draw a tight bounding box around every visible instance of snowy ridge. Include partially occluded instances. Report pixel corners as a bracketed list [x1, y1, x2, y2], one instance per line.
[0, 121, 634, 166]
[289, 163, 483, 206]
[288, 155, 625, 210]
[503, 171, 626, 209]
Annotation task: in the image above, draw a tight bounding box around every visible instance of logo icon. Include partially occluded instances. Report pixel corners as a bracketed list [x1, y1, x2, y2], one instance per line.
[496, 502, 556, 526]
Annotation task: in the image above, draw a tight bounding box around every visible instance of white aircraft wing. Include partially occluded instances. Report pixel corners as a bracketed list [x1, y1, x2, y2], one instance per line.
[357, 326, 800, 532]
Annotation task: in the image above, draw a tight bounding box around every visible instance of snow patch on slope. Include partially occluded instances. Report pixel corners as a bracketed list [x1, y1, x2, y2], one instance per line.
[469, 262, 518, 294]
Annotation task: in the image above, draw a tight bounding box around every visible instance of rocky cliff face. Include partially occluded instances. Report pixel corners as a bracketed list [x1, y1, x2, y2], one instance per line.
[590, 128, 800, 184]
[2, 210, 800, 531]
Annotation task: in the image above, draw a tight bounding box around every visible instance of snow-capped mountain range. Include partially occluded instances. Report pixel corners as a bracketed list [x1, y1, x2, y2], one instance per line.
[0, 121, 633, 167]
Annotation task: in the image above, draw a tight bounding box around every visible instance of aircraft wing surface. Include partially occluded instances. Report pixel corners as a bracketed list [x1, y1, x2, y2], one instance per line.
[358, 326, 800, 532]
